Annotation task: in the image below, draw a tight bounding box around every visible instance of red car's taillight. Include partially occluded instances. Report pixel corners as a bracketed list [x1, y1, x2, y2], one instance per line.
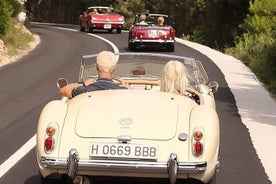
[131, 28, 137, 37]
[44, 125, 56, 153]
[192, 129, 204, 157]
[170, 27, 175, 37]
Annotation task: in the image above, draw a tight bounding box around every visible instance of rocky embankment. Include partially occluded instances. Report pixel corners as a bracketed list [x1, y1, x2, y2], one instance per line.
[0, 24, 40, 68]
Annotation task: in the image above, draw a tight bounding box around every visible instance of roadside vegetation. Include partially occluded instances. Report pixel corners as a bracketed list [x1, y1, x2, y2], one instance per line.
[1, 0, 275, 98]
[0, 0, 33, 56]
[225, 0, 276, 98]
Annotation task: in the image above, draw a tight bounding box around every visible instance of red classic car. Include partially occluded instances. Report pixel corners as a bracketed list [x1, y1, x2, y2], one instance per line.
[79, 6, 125, 33]
[128, 14, 176, 51]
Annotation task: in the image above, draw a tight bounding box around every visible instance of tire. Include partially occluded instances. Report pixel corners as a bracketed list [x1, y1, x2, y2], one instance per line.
[88, 27, 93, 33]
[116, 28, 122, 34]
[208, 173, 216, 184]
[128, 41, 136, 51]
[166, 43, 175, 52]
[40, 173, 71, 184]
[80, 26, 85, 32]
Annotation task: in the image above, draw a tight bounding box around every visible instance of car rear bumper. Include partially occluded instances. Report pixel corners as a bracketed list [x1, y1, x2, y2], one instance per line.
[40, 149, 207, 181]
[92, 21, 124, 24]
[130, 39, 175, 43]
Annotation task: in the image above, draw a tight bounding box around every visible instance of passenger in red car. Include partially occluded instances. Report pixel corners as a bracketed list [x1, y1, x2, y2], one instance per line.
[160, 60, 187, 95]
[107, 7, 112, 14]
[157, 16, 164, 26]
[59, 51, 128, 98]
[91, 8, 98, 14]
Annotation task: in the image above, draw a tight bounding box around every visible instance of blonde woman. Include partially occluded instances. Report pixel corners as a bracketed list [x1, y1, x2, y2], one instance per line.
[157, 16, 164, 26]
[160, 60, 187, 95]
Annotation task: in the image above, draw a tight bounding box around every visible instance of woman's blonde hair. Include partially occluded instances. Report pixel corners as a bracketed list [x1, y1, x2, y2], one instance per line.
[157, 16, 164, 26]
[160, 60, 187, 95]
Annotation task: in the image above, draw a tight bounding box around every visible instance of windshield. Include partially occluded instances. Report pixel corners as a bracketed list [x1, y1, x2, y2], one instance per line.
[78, 53, 208, 89]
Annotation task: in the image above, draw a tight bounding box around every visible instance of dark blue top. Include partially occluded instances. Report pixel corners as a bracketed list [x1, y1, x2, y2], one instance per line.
[71, 78, 126, 97]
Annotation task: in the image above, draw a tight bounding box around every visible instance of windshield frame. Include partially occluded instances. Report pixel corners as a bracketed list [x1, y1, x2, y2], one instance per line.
[78, 52, 209, 88]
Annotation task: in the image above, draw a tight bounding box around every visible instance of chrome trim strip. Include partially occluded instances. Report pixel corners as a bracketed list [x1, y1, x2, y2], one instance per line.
[131, 39, 175, 43]
[92, 21, 125, 24]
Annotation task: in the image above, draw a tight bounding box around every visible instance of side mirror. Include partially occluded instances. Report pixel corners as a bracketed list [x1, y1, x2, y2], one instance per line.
[57, 78, 68, 89]
[208, 81, 219, 93]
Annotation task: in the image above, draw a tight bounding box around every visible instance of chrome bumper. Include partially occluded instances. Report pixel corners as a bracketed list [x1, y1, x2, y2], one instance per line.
[92, 21, 124, 25]
[40, 149, 207, 183]
[130, 39, 175, 43]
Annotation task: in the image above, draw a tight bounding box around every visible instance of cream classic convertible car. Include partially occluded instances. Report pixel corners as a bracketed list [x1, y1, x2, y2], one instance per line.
[37, 53, 220, 184]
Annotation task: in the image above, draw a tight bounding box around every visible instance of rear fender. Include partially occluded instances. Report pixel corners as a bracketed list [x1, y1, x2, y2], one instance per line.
[37, 100, 68, 161]
[189, 105, 220, 182]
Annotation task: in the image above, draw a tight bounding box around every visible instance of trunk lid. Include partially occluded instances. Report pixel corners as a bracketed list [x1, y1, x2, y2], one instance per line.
[74, 90, 192, 140]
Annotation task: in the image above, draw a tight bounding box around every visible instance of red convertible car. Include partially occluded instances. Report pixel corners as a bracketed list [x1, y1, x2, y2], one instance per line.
[79, 6, 125, 33]
[128, 14, 176, 51]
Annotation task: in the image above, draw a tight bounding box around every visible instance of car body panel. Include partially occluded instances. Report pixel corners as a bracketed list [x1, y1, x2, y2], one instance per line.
[128, 14, 176, 51]
[79, 6, 125, 33]
[37, 53, 219, 184]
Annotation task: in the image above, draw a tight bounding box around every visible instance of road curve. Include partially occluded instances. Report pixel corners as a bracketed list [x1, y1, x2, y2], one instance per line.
[175, 38, 276, 183]
[0, 23, 273, 184]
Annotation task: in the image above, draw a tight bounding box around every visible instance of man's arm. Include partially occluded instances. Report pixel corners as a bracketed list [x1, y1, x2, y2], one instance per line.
[59, 78, 95, 98]
[59, 83, 83, 99]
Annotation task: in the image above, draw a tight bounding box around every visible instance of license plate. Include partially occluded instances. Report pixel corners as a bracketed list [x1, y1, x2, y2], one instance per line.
[104, 24, 111, 29]
[90, 143, 158, 160]
[148, 30, 158, 37]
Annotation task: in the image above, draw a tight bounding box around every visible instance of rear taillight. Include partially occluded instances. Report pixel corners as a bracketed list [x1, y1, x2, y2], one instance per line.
[45, 136, 54, 151]
[170, 27, 175, 37]
[44, 125, 57, 153]
[192, 129, 204, 157]
[131, 28, 137, 37]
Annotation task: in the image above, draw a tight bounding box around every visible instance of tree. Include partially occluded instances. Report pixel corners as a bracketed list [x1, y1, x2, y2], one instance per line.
[0, 0, 13, 36]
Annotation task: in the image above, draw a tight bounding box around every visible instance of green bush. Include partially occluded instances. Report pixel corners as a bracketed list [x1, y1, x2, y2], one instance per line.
[9, 0, 24, 17]
[225, 0, 276, 98]
[0, 0, 13, 36]
[2, 25, 34, 56]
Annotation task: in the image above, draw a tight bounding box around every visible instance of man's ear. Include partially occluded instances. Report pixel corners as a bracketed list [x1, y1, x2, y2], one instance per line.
[112, 65, 116, 72]
[95, 64, 99, 71]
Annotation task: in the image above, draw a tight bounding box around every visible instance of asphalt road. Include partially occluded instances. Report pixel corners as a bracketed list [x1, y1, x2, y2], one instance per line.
[0, 23, 271, 184]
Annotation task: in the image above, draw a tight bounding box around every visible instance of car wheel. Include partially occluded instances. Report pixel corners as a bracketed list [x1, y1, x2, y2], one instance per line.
[128, 41, 136, 51]
[116, 28, 122, 34]
[80, 25, 85, 32]
[166, 43, 175, 52]
[166, 43, 174, 52]
[88, 27, 93, 33]
[208, 173, 217, 184]
[40, 173, 69, 184]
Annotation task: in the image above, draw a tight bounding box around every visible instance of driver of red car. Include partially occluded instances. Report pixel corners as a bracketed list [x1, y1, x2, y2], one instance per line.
[139, 14, 148, 25]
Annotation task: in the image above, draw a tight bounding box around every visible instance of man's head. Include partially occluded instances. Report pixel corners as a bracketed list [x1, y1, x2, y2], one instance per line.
[140, 14, 146, 21]
[96, 51, 117, 74]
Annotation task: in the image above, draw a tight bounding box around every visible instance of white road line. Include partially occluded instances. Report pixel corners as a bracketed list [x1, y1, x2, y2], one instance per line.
[0, 134, 36, 178]
[87, 33, 119, 53]
[0, 25, 119, 179]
